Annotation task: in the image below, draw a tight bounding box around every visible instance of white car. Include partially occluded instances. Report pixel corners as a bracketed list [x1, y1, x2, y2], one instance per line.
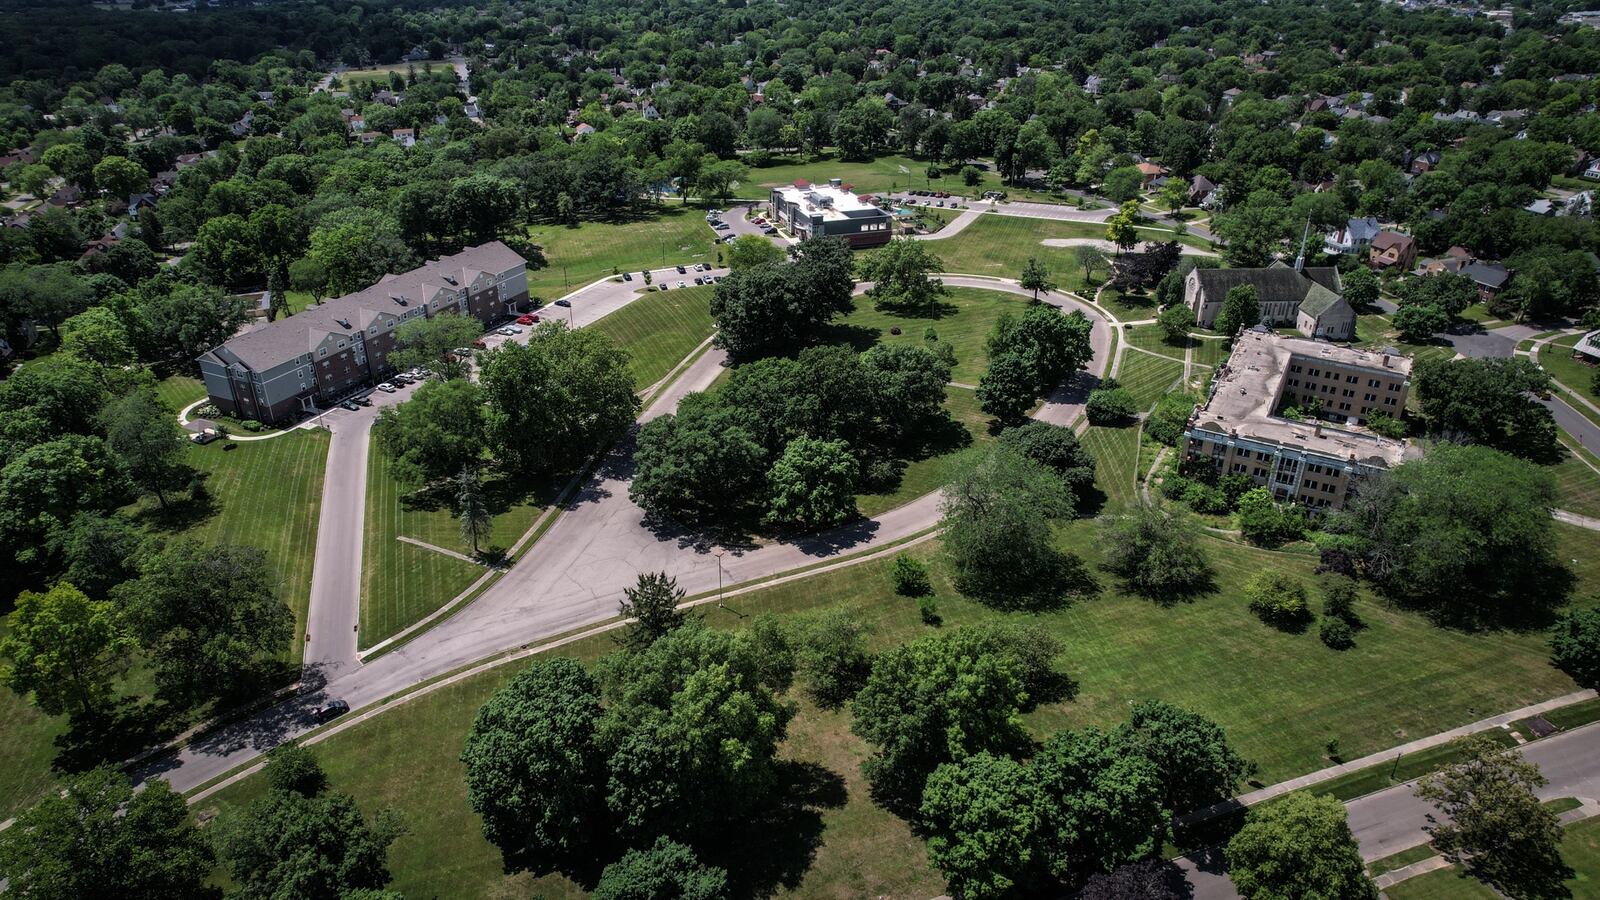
[376, 382, 397, 393]
[677, 280, 687, 288]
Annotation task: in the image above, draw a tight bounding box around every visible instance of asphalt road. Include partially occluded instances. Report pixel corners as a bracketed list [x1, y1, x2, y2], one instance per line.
[141, 275, 1114, 796]
[1179, 722, 1600, 899]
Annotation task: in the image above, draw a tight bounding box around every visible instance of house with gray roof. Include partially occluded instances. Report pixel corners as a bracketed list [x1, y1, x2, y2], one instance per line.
[197, 242, 528, 425]
[1183, 261, 1354, 340]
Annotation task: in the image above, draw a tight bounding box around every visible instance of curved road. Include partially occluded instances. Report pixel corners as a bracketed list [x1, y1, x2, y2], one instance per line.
[143, 277, 1113, 795]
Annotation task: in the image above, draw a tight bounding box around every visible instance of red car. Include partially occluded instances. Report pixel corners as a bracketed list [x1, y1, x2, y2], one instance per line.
[472, 338, 487, 350]
[516, 313, 540, 325]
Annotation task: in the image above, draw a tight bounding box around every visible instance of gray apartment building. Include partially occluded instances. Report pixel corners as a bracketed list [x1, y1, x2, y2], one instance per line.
[768, 179, 893, 248]
[1182, 328, 1417, 510]
[197, 242, 528, 425]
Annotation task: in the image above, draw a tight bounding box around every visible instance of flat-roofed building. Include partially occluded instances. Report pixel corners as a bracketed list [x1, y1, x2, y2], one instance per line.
[768, 178, 893, 248]
[1182, 328, 1418, 510]
[197, 242, 528, 425]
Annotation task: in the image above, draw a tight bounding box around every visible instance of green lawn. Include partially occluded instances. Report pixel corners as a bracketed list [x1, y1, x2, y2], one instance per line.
[855, 387, 989, 519]
[733, 152, 1009, 201]
[1384, 866, 1503, 900]
[148, 431, 331, 656]
[1125, 324, 1188, 360]
[1553, 444, 1600, 519]
[1082, 423, 1141, 510]
[588, 285, 715, 390]
[1541, 334, 1600, 405]
[909, 214, 1199, 295]
[1097, 288, 1163, 322]
[154, 373, 207, 413]
[194, 513, 1600, 899]
[0, 616, 69, 821]
[835, 286, 1029, 385]
[526, 207, 718, 299]
[1117, 350, 1186, 411]
[360, 451, 553, 648]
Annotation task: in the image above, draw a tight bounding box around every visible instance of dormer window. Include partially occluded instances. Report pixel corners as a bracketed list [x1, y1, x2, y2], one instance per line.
[320, 348, 327, 357]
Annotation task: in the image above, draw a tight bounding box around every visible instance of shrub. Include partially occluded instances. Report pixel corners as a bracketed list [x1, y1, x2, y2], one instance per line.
[1145, 393, 1198, 446]
[794, 609, 871, 708]
[1085, 386, 1138, 424]
[196, 403, 221, 418]
[1245, 571, 1313, 630]
[1321, 575, 1360, 625]
[890, 554, 932, 597]
[918, 596, 942, 626]
[240, 419, 264, 432]
[1319, 618, 1355, 650]
[1365, 411, 1407, 439]
[1236, 488, 1305, 546]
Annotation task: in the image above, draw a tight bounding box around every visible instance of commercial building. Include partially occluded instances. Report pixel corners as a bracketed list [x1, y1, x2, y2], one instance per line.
[1183, 261, 1356, 341]
[768, 179, 893, 248]
[1182, 328, 1418, 510]
[197, 242, 529, 425]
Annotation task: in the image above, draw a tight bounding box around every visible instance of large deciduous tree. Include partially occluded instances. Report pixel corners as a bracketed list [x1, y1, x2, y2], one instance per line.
[1226, 791, 1378, 900]
[709, 236, 854, 360]
[479, 323, 638, 474]
[388, 312, 484, 380]
[373, 378, 487, 485]
[1117, 699, 1253, 816]
[1551, 607, 1600, 689]
[858, 237, 946, 312]
[1413, 357, 1560, 462]
[1100, 503, 1212, 599]
[99, 388, 193, 508]
[114, 541, 292, 703]
[1213, 284, 1261, 336]
[592, 837, 729, 900]
[763, 435, 858, 530]
[940, 446, 1079, 607]
[0, 582, 132, 718]
[1416, 734, 1568, 897]
[0, 768, 216, 900]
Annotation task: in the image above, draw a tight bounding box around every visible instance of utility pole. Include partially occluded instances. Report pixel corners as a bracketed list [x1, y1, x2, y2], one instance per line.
[715, 549, 725, 609]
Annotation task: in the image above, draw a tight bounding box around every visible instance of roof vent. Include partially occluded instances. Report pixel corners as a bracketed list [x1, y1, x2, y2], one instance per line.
[392, 295, 408, 306]
[444, 275, 458, 286]
[335, 318, 351, 329]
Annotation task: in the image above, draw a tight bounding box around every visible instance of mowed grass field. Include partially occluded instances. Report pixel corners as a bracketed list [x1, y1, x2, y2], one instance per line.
[526, 207, 718, 298]
[732, 152, 1010, 201]
[154, 373, 208, 413]
[911, 214, 1188, 295]
[1553, 443, 1600, 519]
[360, 451, 553, 648]
[589, 285, 715, 390]
[835, 285, 1029, 385]
[194, 508, 1600, 899]
[160, 430, 332, 656]
[1117, 350, 1186, 411]
[1541, 333, 1600, 407]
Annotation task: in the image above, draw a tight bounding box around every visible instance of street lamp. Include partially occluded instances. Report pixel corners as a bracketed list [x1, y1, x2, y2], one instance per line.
[714, 549, 725, 609]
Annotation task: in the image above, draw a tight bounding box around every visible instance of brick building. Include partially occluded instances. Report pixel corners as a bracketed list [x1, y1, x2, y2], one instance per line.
[197, 242, 528, 425]
[1182, 328, 1418, 510]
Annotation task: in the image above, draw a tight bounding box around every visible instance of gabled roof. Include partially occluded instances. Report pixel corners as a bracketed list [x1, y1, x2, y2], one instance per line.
[1193, 263, 1341, 304]
[1298, 282, 1347, 317]
[1371, 231, 1414, 252]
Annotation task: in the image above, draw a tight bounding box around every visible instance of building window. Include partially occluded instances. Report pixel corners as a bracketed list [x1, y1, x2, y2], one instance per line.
[319, 348, 327, 357]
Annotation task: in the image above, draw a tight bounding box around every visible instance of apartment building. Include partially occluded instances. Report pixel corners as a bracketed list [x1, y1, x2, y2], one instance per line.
[1182, 328, 1418, 510]
[1183, 261, 1356, 341]
[197, 242, 529, 425]
[768, 179, 893, 248]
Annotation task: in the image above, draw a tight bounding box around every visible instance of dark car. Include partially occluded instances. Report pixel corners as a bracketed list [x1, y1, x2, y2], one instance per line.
[622, 271, 633, 281]
[312, 699, 349, 723]
[353, 396, 372, 406]
[341, 400, 360, 411]
[555, 298, 572, 307]
[676, 265, 687, 274]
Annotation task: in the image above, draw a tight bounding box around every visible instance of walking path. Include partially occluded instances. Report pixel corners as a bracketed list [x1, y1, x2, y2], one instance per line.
[395, 536, 480, 564]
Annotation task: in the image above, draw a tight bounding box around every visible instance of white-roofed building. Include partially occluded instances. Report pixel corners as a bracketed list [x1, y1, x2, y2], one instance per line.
[768, 179, 894, 248]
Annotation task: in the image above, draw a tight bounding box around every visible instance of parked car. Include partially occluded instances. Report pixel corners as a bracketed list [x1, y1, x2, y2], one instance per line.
[312, 699, 350, 723]
[472, 338, 487, 350]
[677, 280, 687, 288]
[516, 313, 537, 325]
[377, 382, 397, 393]
[353, 395, 372, 406]
[622, 271, 633, 281]
[763, 227, 778, 235]
[189, 428, 221, 445]
[390, 374, 412, 385]
[694, 276, 704, 285]
[555, 298, 571, 307]
[340, 400, 360, 411]
[676, 265, 687, 274]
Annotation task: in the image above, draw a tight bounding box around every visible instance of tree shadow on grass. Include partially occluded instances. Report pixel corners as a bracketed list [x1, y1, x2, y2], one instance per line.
[814, 321, 882, 353]
[132, 473, 219, 533]
[52, 697, 186, 775]
[696, 760, 848, 898]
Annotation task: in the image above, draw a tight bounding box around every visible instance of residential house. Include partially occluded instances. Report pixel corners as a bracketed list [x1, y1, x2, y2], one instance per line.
[1524, 198, 1555, 216]
[1136, 162, 1168, 187]
[1461, 261, 1512, 302]
[1188, 174, 1219, 207]
[1407, 150, 1442, 175]
[392, 128, 416, 148]
[1368, 231, 1417, 270]
[1323, 217, 1382, 256]
[1183, 261, 1354, 340]
[196, 242, 530, 425]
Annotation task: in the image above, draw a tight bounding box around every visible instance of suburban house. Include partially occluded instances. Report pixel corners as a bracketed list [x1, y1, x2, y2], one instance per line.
[1323, 216, 1382, 255]
[1575, 328, 1600, 363]
[1461, 261, 1513, 302]
[1188, 174, 1219, 207]
[197, 242, 529, 425]
[768, 179, 894, 248]
[1136, 162, 1168, 187]
[1183, 262, 1355, 340]
[1368, 231, 1417, 270]
[1183, 329, 1417, 510]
